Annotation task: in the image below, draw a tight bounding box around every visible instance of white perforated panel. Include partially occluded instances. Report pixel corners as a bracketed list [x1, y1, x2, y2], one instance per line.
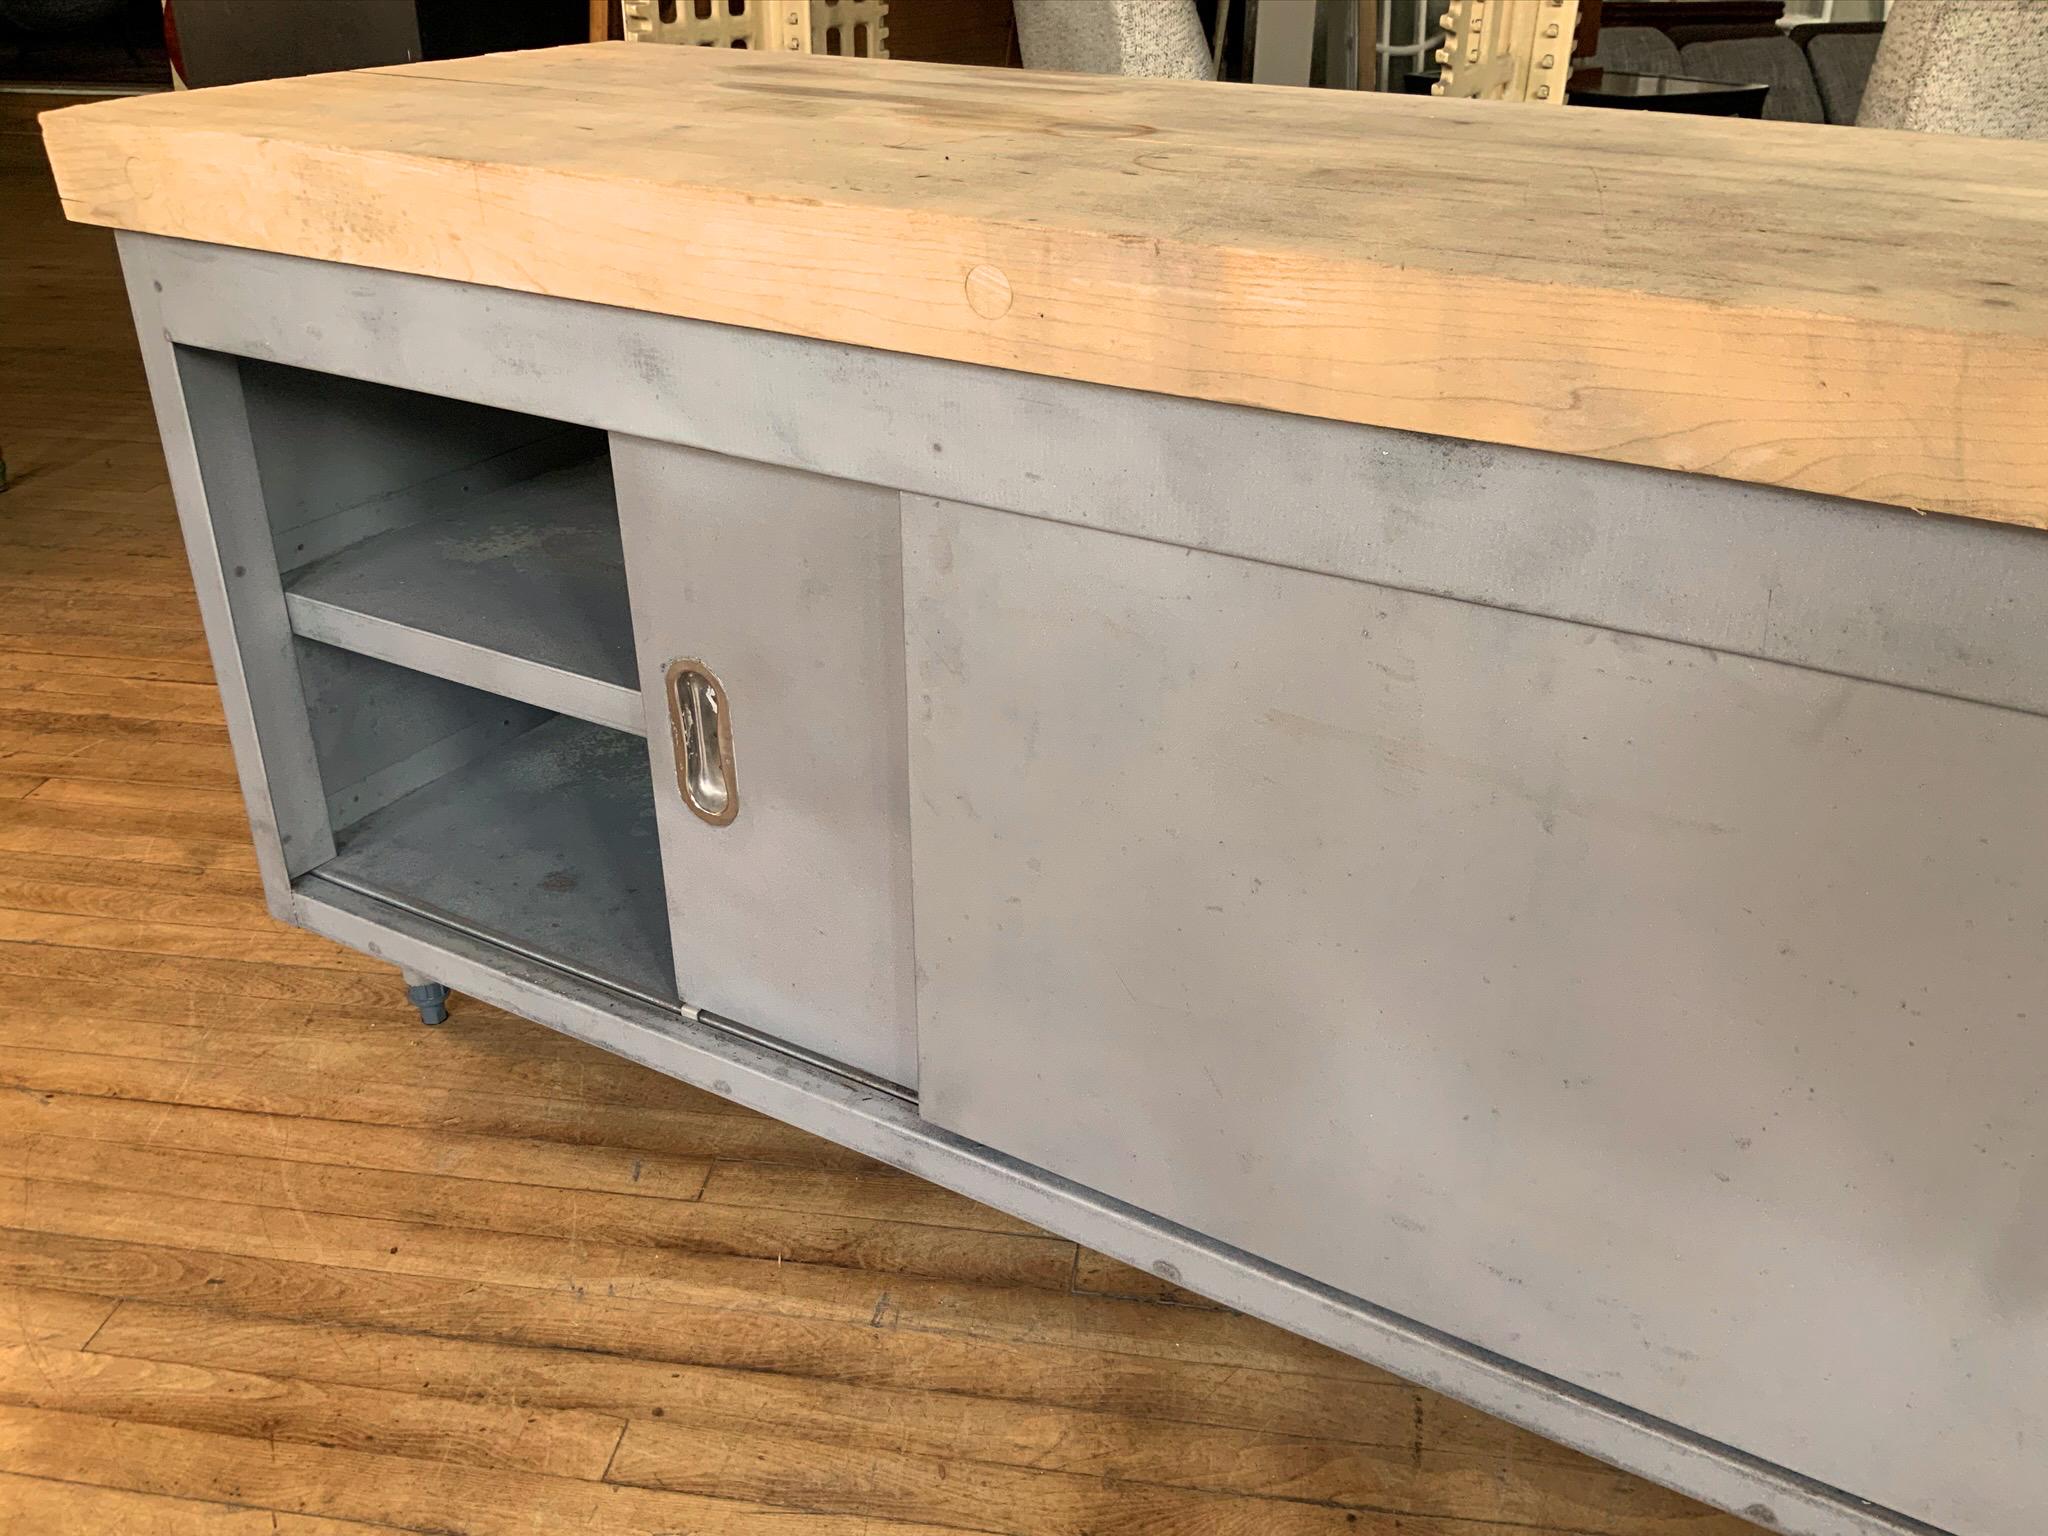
[623, 0, 886, 57]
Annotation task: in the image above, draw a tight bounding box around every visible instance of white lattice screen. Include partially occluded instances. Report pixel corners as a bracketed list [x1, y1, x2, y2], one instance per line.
[623, 0, 888, 57]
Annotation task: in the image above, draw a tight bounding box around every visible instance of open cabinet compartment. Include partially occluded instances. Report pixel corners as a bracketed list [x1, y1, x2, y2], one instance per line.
[217, 354, 675, 1005]
[244, 358, 642, 734]
[293, 640, 677, 1006]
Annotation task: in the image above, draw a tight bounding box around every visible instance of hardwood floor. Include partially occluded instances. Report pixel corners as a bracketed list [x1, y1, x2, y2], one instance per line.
[0, 99, 1758, 1535]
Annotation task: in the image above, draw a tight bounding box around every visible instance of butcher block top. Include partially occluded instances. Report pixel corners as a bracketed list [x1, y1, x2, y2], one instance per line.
[40, 44, 2048, 528]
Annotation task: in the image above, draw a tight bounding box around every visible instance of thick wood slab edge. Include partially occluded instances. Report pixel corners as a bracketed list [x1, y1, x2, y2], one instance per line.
[41, 45, 2048, 528]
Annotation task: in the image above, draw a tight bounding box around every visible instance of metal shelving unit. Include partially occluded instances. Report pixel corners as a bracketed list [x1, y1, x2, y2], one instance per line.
[284, 457, 643, 735]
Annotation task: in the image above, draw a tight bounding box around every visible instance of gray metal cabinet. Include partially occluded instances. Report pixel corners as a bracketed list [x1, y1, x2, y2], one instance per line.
[122, 231, 2047, 1536]
[904, 497, 2048, 1536]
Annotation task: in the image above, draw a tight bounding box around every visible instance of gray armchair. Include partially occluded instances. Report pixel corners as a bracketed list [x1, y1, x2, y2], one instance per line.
[1680, 35, 1827, 122]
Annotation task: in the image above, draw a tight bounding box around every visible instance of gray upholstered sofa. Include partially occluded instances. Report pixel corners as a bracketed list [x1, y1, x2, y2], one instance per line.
[1589, 21, 1882, 124]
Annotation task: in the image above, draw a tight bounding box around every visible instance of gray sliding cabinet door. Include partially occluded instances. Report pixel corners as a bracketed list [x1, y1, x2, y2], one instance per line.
[611, 439, 918, 1090]
[903, 495, 2048, 1536]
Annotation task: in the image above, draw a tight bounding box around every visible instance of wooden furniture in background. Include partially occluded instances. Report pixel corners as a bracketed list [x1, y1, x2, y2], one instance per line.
[593, 0, 1016, 63]
[1569, 67, 1768, 112]
[166, 0, 585, 87]
[883, 0, 1016, 67]
[1601, 0, 1783, 30]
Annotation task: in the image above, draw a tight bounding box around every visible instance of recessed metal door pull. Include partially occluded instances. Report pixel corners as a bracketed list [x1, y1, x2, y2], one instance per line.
[666, 658, 738, 826]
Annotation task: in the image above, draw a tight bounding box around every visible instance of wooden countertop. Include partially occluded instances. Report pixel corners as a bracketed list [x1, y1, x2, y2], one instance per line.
[40, 44, 2048, 528]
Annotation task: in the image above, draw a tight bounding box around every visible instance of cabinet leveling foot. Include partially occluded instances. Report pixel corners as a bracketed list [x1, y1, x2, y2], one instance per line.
[399, 968, 450, 1026]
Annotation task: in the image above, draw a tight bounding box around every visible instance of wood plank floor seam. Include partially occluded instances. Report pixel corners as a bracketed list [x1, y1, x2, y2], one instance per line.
[5, 1232, 1440, 1446]
[0, 1470, 434, 1536]
[4, 1129, 719, 1209]
[0, 1193, 1315, 1374]
[60, 1304, 1693, 1532]
[0, 1032, 770, 1120]
[0, 1228, 1703, 1531]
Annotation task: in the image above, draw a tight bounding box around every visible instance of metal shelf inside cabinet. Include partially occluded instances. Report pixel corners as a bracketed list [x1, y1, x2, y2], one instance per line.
[316, 714, 676, 1006]
[283, 457, 643, 735]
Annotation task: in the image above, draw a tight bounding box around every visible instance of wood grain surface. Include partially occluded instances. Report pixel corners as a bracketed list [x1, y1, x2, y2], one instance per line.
[0, 96, 1768, 1535]
[38, 45, 2048, 528]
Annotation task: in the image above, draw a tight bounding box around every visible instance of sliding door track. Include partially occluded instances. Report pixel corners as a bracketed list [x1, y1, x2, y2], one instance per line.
[300, 869, 916, 1105]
